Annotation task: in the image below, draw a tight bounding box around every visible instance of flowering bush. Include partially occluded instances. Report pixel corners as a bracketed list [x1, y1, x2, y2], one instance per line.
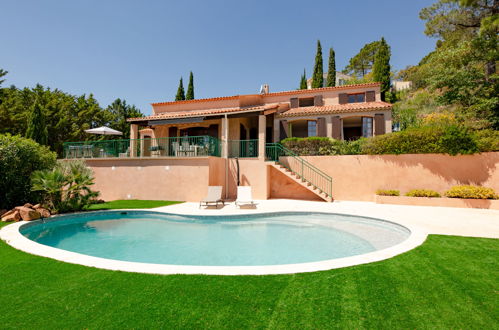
[405, 189, 441, 197]
[444, 185, 497, 199]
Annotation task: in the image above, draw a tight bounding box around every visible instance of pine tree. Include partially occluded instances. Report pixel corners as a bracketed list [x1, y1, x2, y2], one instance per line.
[326, 48, 336, 87]
[312, 40, 324, 88]
[26, 100, 48, 145]
[299, 69, 307, 89]
[175, 77, 185, 101]
[186, 71, 194, 100]
[372, 37, 391, 101]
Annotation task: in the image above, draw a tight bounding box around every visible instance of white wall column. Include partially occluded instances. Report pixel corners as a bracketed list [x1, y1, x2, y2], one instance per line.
[221, 115, 229, 158]
[258, 114, 266, 160]
[130, 124, 138, 157]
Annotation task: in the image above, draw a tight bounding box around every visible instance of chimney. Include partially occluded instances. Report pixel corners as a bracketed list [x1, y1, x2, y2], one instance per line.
[259, 84, 270, 94]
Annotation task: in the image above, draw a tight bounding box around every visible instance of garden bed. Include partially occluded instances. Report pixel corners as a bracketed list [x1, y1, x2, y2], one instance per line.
[375, 195, 499, 210]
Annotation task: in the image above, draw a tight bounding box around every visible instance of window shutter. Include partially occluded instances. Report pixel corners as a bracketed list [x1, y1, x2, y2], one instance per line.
[332, 116, 341, 140]
[374, 114, 385, 135]
[339, 93, 348, 104]
[314, 95, 324, 106]
[317, 117, 326, 137]
[290, 98, 299, 108]
[366, 90, 375, 102]
[279, 120, 289, 140]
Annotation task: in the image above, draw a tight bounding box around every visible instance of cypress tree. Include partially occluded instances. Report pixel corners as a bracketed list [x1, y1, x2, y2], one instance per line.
[186, 71, 194, 100]
[326, 48, 336, 87]
[372, 37, 391, 101]
[175, 77, 185, 101]
[26, 100, 48, 145]
[299, 69, 307, 89]
[312, 40, 324, 88]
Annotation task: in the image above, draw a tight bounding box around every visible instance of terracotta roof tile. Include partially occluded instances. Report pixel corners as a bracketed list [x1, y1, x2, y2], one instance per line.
[150, 82, 381, 106]
[277, 102, 392, 117]
[128, 106, 264, 122]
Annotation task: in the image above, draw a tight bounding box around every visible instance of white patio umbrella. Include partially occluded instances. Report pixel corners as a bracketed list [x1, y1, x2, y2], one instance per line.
[84, 126, 123, 136]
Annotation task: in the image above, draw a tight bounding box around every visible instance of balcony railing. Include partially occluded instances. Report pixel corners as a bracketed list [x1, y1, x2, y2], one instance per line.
[63, 136, 221, 159]
[228, 139, 258, 158]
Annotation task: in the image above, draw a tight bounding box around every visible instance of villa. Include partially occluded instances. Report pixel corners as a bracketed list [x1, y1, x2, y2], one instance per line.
[63, 82, 392, 203]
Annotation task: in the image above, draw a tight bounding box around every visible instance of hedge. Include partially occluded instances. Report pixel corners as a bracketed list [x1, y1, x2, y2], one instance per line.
[280, 126, 496, 156]
[405, 189, 441, 198]
[0, 134, 57, 209]
[375, 189, 400, 196]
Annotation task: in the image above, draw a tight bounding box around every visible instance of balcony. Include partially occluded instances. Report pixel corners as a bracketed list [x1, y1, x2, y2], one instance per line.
[63, 136, 221, 159]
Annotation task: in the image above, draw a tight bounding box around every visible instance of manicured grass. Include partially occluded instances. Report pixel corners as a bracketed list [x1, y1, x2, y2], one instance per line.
[0, 222, 497, 328]
[86, 199, 183, 210]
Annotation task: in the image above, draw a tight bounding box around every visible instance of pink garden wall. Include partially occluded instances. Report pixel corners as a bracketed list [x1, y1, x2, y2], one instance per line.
[85, 152, 499, 203]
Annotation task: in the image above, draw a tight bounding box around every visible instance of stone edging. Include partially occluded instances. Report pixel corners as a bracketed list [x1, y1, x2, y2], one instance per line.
[0, 209, 427, 276]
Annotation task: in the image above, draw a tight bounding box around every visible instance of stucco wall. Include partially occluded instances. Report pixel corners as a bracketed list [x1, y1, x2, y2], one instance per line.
[86, 158, 214, 202]
[298, 152, 499, 201]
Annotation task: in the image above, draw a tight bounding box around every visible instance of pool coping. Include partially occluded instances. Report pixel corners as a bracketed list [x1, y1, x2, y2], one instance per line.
[0, 208, 428, 276]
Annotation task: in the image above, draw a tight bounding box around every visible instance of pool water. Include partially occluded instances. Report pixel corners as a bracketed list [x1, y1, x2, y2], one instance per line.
[21, 211, 409, 266]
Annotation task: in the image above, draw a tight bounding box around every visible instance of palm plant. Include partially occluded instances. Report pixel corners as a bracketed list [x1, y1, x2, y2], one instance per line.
[32, 160, 99, 213]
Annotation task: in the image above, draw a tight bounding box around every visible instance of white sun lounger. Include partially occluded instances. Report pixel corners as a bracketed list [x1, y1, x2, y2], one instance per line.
[199, 186, 224, 208]
[235, 186, 256, 208]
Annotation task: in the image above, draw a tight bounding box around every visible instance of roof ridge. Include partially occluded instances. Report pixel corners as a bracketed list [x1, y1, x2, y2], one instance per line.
[150, 82, 381, 106]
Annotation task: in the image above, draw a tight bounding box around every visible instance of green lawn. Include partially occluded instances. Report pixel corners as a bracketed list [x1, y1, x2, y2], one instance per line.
[86, 199, 183, 210]
[0, 221, 497, 328]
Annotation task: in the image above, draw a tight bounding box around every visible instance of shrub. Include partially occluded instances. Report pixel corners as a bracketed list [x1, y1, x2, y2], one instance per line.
[405, 189, 441, 198]
[444, 185, 498, 199]
[362, 125, 479, 155]
[31, 160, 100, 213]
[281, 137, 343, 156]
[473, 129, 499, 152]
[438, 125, 478, 155]
[0, 134, 57, 209]
[376, 189, 400, 196]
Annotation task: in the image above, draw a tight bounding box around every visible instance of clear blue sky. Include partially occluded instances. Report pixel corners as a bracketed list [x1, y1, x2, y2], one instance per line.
[1, 0, 436, 115]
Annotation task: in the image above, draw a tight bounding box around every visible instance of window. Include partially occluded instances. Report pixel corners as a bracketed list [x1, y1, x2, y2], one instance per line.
[348, 93, 366, 103]
[299, 97, 314, 107]
[362, 117, 373, 137]
[308, 121, 317, 137]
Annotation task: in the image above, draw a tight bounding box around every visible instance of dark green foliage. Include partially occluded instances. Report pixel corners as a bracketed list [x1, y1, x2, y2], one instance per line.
[438, 125, 478, 155]
[87, 199, 183, 210]
[299, 69, 307, 90]
[186, 71, 194, 100]
[326, 48, 336, 87]
[25, 100, 48, 145]
[343, 40, 381, 77]
[106, 98, 143, 139]
[0, 68, 7, 86]
[473, 129, 499, 152]
[311, 40, 323, 88]
[372, 37, 391, 101]
[31, 160, 99, 213]
[0, 83, 143, 155]
[0, 134, 57, 209]
[0, 233, 497, 329]
[281, 137, 366, 156]
[175, 77, 185, 101]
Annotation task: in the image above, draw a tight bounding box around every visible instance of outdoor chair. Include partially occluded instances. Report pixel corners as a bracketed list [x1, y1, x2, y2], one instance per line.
[199, 186, 224, 208]
[235, 186, 256, 208]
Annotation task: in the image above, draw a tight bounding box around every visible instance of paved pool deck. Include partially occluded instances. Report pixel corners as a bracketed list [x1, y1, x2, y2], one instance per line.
[1, 199, 497, 275]
[156, 199, 499, 239]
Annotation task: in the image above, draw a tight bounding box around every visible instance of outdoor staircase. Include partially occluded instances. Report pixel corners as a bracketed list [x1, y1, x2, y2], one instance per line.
[266, 143, 333, 202]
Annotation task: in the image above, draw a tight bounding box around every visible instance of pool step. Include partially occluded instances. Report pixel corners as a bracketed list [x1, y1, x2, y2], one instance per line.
[271, 164, 332, 202]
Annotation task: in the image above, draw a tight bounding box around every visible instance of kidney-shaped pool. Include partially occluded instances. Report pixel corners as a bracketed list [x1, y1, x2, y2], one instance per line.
[17, 211, 413, 272]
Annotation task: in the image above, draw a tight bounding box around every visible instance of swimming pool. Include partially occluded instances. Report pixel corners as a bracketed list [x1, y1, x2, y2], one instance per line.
[16, 211, 413, 273]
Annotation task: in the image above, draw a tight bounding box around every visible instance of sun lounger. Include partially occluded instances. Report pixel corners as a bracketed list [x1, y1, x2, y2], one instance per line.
[235, 186, 256, 208]
[199, 186, 224, 208]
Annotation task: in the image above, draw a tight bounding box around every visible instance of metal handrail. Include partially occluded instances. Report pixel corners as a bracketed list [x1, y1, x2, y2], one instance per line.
[63, 136, 221, 158]
[228, 139, 259, 158]
[265, 143, 332, 198]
